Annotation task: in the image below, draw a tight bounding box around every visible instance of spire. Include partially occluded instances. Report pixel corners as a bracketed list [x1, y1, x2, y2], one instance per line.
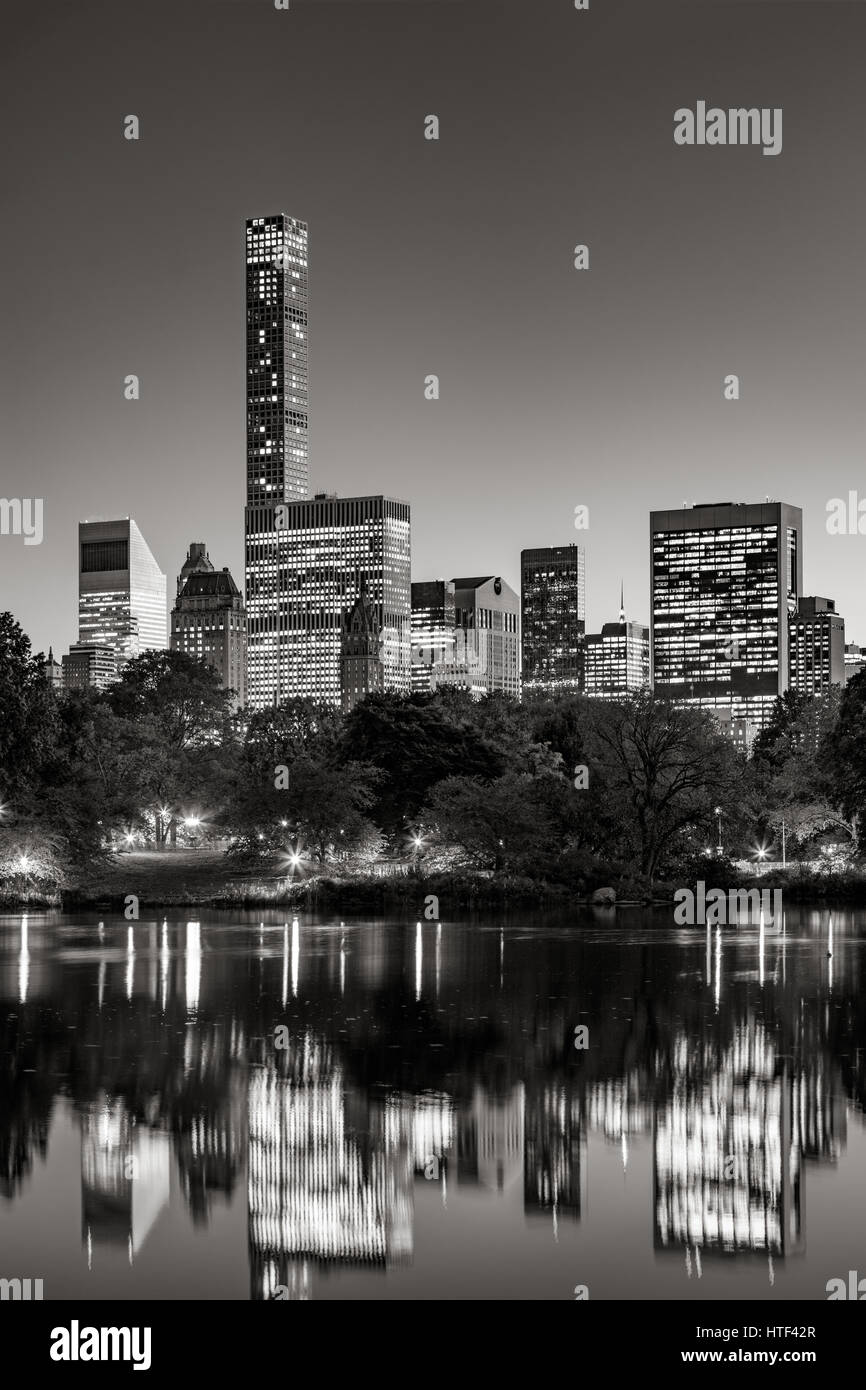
[619, 581, 626, 625]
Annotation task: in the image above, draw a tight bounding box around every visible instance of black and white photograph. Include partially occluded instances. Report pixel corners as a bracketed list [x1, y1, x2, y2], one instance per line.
[0, 0, 864, 1358]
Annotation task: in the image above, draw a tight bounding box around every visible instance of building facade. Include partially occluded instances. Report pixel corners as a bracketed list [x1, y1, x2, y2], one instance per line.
[410, 580, 456, 693]
[244, 214, 310, 706]
[447, 576, 520, 699]
[246, 493, 411, 707]
[62, 643, 118, 692]
[650, 501, 803, 730]
[788, 596, 845, 699]
[78, 518, 167, 661]
[585, 594, 649, 699]
[520, 544, 585, 695]
[171, 543, 247, 708]
[844, 642, 866, 684]
[340, 578, 384, 713]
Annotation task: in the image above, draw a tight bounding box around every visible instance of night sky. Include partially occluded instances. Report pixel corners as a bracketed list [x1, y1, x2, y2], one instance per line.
[3, 0, 866, 658]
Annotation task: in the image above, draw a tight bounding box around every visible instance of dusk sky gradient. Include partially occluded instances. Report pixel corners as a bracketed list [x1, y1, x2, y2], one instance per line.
[3, 0, 866, 658]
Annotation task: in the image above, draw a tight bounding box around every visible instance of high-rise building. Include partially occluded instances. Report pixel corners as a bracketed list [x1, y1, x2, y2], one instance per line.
[520, 544, 585, 694]
[246, 493, 411, 708]
[340, 577, 384, 713]
[650, 501, 803, 730]
[448, 576, 520, 699]
[585, 589, 649, 699]
[171, 543, 247, 709]
[844, 642, 866, 684]
[410, 580, 456, 693]
[788, 596, 845, 699]
[245, 215, 309, 506]
[78, 519, 167, 661]
[244, 215, 310, 705]
[62, 643, 118, 691]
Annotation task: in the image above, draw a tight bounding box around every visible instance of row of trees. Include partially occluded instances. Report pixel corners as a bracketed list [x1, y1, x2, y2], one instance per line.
[3, 608, 866, 891]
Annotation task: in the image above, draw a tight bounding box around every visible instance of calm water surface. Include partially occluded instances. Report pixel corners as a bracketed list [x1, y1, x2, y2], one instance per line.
[1, 907, 864, 1300]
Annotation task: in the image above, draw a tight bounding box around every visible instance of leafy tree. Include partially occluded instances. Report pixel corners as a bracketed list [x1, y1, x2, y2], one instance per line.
[582, 692, 743, 883]
[0, 612, 58, 809]
[421, 771, 558, 873]
[107, 650, 237, 847]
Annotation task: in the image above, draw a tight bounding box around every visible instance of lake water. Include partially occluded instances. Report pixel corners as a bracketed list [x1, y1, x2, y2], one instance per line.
[1, 907, 864, 1301]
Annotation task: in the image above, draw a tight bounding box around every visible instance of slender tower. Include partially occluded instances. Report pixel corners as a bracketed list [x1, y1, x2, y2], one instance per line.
[244, 215, 309, 708]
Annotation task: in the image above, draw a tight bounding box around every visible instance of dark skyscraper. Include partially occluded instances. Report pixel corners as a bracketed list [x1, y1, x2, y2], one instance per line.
[244, 215, 309, 705]
[245, 215, 309, 506]
[651, 502, 803, 730]
[520, 545, 585, 696]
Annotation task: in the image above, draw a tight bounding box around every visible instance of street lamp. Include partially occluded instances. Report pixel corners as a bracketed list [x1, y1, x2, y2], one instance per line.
[714, 806, 723, 855]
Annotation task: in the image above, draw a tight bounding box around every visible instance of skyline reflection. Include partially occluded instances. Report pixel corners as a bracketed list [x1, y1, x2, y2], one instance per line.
[0, 909, 864, 1300]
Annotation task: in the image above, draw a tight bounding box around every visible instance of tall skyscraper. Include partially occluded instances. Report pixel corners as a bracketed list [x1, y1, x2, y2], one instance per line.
[788, 596, 845, 698]
[245, 215, 309, 505]
[650, 502, 803, 730]
[244, 214, 309, 703]
[450, 576, 520, 698]
[411, 580, 456, 693]
[520, 544, 585, 695]
[585, 588, 649, 699]
[171, 542, 247, 709]
[246, 493, 411, 707]
[78, 518, 167, 660]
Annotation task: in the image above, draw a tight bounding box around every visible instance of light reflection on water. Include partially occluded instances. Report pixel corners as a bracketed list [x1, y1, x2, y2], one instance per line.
[0, 907, 864, 1301]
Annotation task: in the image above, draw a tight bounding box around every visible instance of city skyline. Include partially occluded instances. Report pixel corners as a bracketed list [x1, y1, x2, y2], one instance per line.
[6, 0, 866, 662]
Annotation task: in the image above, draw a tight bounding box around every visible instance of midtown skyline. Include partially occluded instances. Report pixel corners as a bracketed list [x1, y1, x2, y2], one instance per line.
[6, 0, 866, 661]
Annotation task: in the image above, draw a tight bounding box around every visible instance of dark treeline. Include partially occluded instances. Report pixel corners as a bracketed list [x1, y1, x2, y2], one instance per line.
[3, 610, 866, 897]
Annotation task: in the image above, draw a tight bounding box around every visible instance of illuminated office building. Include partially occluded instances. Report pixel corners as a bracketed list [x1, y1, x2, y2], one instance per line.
[410, 580, 456, 693]
[650, 502, 803, 729]
[244, 213, 309, 705]
[78, 518, 167, 660]
[444, 576, 520, 699]
[171, 543, 247, 708]
[245, 214, 308, 506]
[585, 588, 649, 699]
[246, 493, 411, 707]
[62, 643, 118, 692]
[520, 544, 585, 694]
[788, 596, 845, 698]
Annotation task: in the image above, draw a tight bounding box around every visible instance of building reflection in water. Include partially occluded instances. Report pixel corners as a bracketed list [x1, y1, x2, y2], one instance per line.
[0, 909, 862, 1298]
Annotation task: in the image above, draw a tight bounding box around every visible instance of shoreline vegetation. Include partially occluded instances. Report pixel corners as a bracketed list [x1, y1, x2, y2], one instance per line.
[2, 848, 865, 914]
[5, 620, 866, 918]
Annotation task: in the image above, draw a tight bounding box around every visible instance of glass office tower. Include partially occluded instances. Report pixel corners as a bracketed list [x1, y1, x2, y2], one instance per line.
[521, 544, 585, 695]
[650, 501, 803, 729]
[78, 518, 167, 659]
[245, 493, 411, 708]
